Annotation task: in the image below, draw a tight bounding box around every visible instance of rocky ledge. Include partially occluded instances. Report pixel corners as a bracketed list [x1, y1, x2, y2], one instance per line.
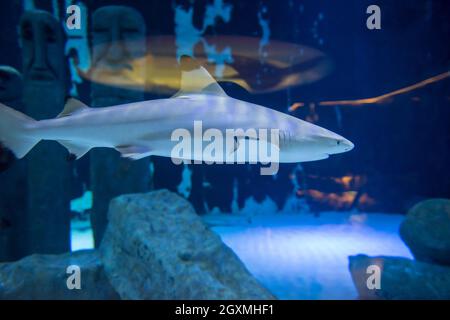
[399, 198, 450, 266]
[99, 189, 275, 300]
[0, 250, 119, 299]
[349, 254, 450, 300]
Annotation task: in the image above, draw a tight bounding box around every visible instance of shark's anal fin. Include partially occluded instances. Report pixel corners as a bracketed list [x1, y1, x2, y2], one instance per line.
[115, 145, 153, 160]
[57, 140, 91, 159]
[172, 55, 228, 98]
[57, 97, 90, 118]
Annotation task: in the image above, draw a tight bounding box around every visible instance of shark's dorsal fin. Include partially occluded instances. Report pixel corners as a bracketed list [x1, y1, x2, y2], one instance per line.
[57, 97, 90, 118]
[172, 55, 227, 98]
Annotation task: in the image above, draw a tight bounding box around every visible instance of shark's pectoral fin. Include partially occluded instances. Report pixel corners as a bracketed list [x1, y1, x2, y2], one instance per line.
[57, 97, 90, 118]
[172, 55, 228, 98]
[57, 140, 91, 159]
[115, 145, 153, 160]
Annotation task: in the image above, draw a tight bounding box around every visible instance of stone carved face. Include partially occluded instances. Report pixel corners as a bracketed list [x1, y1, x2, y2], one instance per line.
[91, 6, 146, 103]
[19, 10, 66, 86]
[0, 66, 22, 103]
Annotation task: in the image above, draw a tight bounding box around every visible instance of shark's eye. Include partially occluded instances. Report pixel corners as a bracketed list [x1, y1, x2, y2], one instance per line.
[337, 140, 341, 145]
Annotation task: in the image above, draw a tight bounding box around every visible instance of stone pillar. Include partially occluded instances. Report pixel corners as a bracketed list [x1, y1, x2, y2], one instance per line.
[0, 66, 25, 262]
[90, 6, 149, 247]
[18, 10, 71, 255]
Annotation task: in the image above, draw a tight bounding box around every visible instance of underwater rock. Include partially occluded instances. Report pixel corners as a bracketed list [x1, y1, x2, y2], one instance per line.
[0, 250, 119, 300]
[100, 189, 275, 300]
[348, 254, 450, 300]
[399, 199, 450, 266]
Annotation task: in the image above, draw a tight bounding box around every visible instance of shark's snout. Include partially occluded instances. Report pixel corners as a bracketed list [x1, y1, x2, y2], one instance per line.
[336, 138, 354, 152]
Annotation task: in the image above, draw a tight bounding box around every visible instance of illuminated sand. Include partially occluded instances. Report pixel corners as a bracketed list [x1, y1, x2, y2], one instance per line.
[205, 212, 412, 300]
[71, 212, 412, 299]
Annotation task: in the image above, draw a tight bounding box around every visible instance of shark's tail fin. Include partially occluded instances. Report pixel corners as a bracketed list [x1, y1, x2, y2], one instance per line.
[0, 102, 39, 158]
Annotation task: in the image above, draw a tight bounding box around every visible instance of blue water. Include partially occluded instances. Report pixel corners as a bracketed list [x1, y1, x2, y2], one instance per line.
[0, 0, 448, 300]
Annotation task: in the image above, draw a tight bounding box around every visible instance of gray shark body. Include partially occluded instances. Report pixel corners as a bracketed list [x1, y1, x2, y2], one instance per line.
[0, 57, 353, 164]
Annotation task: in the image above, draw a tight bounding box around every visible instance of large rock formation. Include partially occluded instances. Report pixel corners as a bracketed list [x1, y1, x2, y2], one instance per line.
[349, 254, 450, 300]
[399, 199, 450, 266]
[99, 189, 275, 300]
[0, 250, 119, 300]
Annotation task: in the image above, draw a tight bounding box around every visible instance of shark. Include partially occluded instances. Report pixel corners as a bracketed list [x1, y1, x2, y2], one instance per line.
[0, 56, 353, 168]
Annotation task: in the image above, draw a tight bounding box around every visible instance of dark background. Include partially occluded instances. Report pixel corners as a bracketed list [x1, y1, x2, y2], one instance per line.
[1, 0, 449, 214]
